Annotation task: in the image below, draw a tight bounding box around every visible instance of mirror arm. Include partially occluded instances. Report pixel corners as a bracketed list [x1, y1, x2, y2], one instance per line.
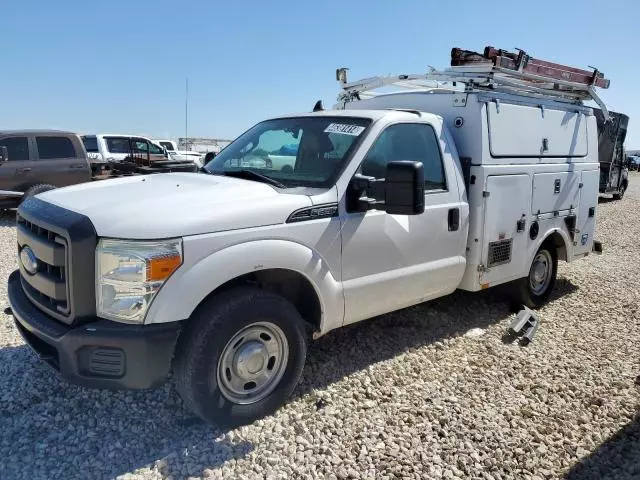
[351, 173, 376, 191]
[351, 173, 386, 212]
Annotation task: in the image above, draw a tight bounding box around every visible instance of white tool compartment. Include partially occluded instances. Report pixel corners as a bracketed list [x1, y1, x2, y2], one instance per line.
[486, 102, 589, 159]
[573, 169, 600, 256]
[531, 171, 581, 214]
[480, 174, 531, 285]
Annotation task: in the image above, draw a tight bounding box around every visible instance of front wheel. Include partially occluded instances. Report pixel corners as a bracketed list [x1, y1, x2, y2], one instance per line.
[174, 287, 307, 427]
[510, 245, 558, 309]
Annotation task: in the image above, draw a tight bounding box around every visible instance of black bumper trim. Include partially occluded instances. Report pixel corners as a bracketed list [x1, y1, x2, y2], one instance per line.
[8, 270, 182, 390]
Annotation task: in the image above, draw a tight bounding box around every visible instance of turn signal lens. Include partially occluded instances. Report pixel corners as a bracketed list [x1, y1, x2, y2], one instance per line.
[147, 254, 182, 281]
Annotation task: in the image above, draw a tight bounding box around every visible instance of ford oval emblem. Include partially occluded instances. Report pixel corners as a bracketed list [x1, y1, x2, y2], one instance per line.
[20, 246, 38, 275]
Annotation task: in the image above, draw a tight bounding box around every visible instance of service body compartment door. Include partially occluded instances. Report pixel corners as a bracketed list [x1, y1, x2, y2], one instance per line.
[487, 102, 588, 159]
[481, 174, 531, 285]
[573, 169, 599, 256]
[531, 171, 581, 215]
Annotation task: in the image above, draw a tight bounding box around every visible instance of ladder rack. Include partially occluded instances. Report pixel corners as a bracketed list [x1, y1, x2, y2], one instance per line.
[336, 46, 611, 119]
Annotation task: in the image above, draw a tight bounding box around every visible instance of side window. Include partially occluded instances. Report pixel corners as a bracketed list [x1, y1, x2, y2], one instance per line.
[133, 140, 149, 153]
[0, 137, 30, 161]
[105, 137, 130, 154]
[36, 137, 77, 160]
[360, 123, 446, 190]
[148, 142, 164, 155]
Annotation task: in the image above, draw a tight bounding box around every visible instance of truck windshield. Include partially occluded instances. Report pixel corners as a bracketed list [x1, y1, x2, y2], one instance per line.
[204, 116, 371, 188]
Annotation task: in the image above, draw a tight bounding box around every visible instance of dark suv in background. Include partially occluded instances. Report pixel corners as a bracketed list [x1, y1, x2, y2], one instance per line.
[0, 130, 92, 209]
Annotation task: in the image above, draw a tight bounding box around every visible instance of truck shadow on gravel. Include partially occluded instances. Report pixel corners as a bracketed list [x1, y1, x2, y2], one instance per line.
[0, 265, 579, 479]
[295, 278, 579, 399]
[564, 414, 640, 480]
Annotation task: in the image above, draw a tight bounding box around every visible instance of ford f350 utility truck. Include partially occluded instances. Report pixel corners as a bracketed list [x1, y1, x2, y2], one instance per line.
[8, 47, 607, 426]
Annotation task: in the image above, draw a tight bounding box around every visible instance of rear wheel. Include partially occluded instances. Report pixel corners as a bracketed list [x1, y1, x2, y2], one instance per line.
[174, 287, 307, 427]
[613, 183, 626, 200]
[510, 245, 558, 309]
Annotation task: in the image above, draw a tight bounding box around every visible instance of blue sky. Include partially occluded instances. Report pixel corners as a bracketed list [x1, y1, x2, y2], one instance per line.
[2, 0, 639, 147]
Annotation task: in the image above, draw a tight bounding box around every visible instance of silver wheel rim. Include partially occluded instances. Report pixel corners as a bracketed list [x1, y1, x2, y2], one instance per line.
[217, 322, 289, 405]
[529, 250, 553, 296]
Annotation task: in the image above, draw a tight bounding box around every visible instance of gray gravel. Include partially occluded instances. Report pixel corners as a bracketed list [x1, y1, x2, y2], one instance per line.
[1, 176, 639, 480]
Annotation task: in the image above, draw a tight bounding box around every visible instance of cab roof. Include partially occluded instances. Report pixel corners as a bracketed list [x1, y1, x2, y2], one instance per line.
[0, 129, 76, 136]
[270, 108, 441, 123]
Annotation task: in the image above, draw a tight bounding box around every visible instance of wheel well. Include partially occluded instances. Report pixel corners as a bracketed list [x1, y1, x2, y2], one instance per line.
[201, 269, 322, 330]
[542, 231, 567, 261]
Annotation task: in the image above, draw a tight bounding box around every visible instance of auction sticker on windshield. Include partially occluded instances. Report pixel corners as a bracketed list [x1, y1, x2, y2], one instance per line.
[324, 123, 366, 136]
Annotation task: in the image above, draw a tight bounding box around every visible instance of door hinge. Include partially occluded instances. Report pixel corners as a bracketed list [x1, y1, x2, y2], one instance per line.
[483, 191, 490, 198]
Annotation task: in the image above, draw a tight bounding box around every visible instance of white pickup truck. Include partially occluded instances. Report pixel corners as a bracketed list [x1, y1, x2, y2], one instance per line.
[8, 51, 605, 427]
[154, 139, 206, 167]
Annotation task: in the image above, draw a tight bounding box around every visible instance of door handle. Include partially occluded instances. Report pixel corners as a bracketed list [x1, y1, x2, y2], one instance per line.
[448, 208, 460, 231]
[16, 168, 32, 174]
[69, 164, 85, 169]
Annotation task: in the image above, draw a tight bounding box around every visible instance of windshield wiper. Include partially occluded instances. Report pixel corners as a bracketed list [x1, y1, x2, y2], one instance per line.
[219, 169, 286, 188]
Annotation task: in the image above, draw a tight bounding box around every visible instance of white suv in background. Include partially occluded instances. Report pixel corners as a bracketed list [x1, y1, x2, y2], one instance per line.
[81, 134, 167, 173]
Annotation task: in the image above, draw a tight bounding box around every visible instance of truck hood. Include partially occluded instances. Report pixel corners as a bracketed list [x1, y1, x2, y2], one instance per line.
[37, 173, 312, 238]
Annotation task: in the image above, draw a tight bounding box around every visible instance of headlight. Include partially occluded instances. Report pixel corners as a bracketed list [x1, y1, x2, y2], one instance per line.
[96, 238, 182, 324]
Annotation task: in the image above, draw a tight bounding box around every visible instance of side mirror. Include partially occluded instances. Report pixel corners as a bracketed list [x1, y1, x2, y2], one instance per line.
[384, 161, 425, 215]
[350, 160, 425, 215]
[0, 146, 8, 162]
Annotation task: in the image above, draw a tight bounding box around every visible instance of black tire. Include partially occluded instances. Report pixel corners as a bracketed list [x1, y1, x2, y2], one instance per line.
[22, 184, 56, 204]
[613, 183, 626, 200]
[510, 244, 558, 309]
[174, 287, 307, 427]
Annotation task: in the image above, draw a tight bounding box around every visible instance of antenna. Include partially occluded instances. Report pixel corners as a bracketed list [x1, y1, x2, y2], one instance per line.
[185, 78, 189, 151]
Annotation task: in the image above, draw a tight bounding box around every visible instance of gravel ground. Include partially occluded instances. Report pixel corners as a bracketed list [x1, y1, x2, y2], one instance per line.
[1, 175, 638, 480]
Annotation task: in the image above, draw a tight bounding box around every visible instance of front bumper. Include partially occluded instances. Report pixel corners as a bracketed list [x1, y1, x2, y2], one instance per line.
[8, 270, 182, 390]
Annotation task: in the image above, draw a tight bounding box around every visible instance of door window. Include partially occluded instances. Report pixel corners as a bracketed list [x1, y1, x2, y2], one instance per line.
[36, 136, 77, 160]
[105, 137, 131, 154]
[360, 123, 446, 190]
[133, 140, 149, 153]
[148, 142, 164, 155]
[0, 137, 29, 161]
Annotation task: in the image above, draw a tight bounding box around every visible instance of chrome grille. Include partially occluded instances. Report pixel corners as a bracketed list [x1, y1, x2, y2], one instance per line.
[487, 239, 513, 267]
[17, 215, 70, 319]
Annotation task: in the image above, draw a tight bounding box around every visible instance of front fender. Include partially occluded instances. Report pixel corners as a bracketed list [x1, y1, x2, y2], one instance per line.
[145, 239, 344, 334]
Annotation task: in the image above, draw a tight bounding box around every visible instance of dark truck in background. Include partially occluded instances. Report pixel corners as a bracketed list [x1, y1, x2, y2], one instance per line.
[0, 130, 92, 210]
[595, 109, 630, 200]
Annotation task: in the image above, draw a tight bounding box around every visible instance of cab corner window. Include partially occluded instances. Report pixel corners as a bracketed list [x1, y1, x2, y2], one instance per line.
[82, 135, 99, 153]
[36, 136, 77, 160]
[0, 136, 29, 161]
[360, 123, 446, 190]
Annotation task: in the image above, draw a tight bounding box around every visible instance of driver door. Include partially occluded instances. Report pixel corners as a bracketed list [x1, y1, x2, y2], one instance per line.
[340, 121, 467, 325]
